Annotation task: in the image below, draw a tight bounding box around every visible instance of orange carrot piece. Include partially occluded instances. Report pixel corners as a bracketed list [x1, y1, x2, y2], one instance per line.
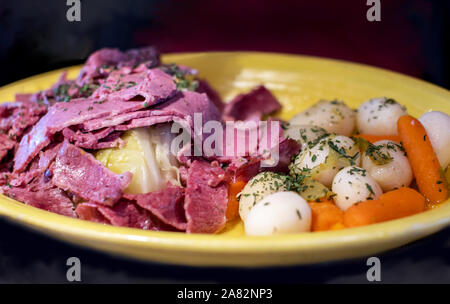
[308, 201, 344, 231]
[354, 134, 401, 144]
[397, 115, 448, 204]
[226, 180, 247, 221]
[343, 187, 426, 228]
[330, 222, 346, 231]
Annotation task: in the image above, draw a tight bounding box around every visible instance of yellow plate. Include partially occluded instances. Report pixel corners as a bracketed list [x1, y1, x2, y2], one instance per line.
[0, 52, 449, 267]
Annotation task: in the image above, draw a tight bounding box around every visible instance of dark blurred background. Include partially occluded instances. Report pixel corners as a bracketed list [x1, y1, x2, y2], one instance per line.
[0, 0, 449, 88]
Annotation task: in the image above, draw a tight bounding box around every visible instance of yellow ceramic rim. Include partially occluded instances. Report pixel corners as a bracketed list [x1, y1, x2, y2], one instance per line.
[0, 52, 448, 267]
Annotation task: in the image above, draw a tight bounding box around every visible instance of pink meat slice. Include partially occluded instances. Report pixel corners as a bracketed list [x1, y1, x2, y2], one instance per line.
[1, 175, 75, 218]
[76, 200, 151, 229]
[0, 101, 47, 163]
[153, 91, 222, 130]
[62, 128, 125, 150]
[0, 101, 47, 139]
[224, 158, 262, 183]
[0, 133, 16, 162]
[13, 68, 176, 172]
[37, 143, 63, 171]
[76, 47, 160, 86]
[260, 138, 301, 174]
[184, 160, 228, 234]
[76, 199, 180, 231]
[3, 186, 76, 218]
[126, 184, 187, 231]
[196, 79, 224, 113]
[223, 85, 282, 121]
[83, 91, 222, 151]
[50, 141, 132, 206]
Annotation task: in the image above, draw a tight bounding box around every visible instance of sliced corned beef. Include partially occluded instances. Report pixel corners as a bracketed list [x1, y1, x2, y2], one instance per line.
[1, 175, 75, 218]
[184, 160, 228, 234]
[75, 200, 145, 228]
[220, 137, 299, 182]
[4, 143, 62, 189]
[76, 47, 160, 86]
[5, 186, 75, 218]
[196, 79, 224, 113]
[127, 184, 187, 231]
[91, 68, 174, 102]
[13, 68, 177, 172]
[0, 101, 47, 139]
[223, 85, 282, 121]
[214, 117, 283, 164]
[153, 91, 221, 128]
[3, 186, 76, 217]
[81, 109, 156, 132]
[62, 127, 125, 150]
[25, 47, 160, 106]
[0, 133, 16, 163]
[76, 199, 179, 231]
[75, 203, 109, 224]
[112, 91, 222, 138]
[50, 141, 132, 206]
[261, 138, 301, 174]
[152, 91, 222, 155]
[14, 93, 34, 103]
[224, 158, 262, 183]
[76, 200, 151, 229]
[82, 91, 221, 153]
[120, 47, 160, 68]
[37, 143, 63, 172]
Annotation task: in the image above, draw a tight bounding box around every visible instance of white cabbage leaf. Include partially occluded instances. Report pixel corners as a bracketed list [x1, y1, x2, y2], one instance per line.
[95, 124, 180, 194]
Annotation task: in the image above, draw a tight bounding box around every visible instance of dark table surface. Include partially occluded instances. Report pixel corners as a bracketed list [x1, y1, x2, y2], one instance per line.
[0, 216, 449, 284]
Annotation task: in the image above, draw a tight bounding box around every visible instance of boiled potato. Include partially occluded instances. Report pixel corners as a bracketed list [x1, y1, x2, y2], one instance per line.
[290, 135, 361, 187]
[289, 100, 356, 136]
[419, 111, 450, 168]
[332, 166, 382, 211]
[238, 172, 289, 221]
[244, 191, 312, 236]
[282, 124, 328, 150]
[356, 97, 407, 135]
[362, 140, 413, 191]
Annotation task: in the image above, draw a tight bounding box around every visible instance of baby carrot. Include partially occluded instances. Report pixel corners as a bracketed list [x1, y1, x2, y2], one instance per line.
[343, 187, 426, 228]
[308, 201, 344, 231]
[226, 180, 247, 221]
[354, 134, 401, 144]
[397, 115, 448, 203]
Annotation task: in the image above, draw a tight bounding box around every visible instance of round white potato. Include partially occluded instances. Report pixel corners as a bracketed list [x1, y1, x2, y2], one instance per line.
[244, 191, 312, 236]
[356, 97, 407, 136]
[283, 124, 328, 150]
[419, 111, 450, 168]
[332, 166, 382, 211]
[238, 172, 289, 221]
[362, 140, 413, 191]
[290, 135, 361, 187]
[289, 100, 356, 136]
